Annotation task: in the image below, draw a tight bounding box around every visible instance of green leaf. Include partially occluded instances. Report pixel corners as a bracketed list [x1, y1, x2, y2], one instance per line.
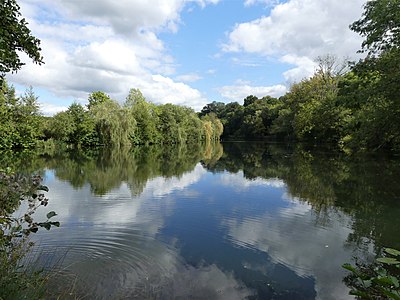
[363, 280, 372, 288]
[38, 222, 51, 230]
[46, 211, 57, 219]
[390, 276, 399, 288]
[37, 185, 49, 192]
[342, 263, 357, 273]
[50, 221, 60, 227]
[385, 248, 400, 257]
[373, 276, 396, 287]
[377, 257, 400, 265]
[349, 289, 371, 298]
[29, 227, 38, 233]
[381, 289, 400, 300]
[0, 217, 8, 223]
[377, 268, 387, 277]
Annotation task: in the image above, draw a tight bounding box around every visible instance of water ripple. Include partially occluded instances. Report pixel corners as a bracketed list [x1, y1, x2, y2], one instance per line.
[35, 224, 179, 299]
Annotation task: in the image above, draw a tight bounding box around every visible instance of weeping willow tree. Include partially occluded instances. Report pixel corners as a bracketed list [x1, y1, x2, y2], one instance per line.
[44, 88, 223, 147]
[202, 120, 213, 143]
[124, 88, 223, 145]
[88, 88, 224, 147]
[212, 118, 224, 141]
[88, 92, 136, 148]
[201, 113, 224, 143]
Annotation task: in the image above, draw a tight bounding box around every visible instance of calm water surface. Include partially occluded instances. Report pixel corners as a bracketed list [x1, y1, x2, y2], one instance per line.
[23, 142, 400, 299]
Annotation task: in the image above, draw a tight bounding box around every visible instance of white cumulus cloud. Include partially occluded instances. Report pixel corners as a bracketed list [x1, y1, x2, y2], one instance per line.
[218, 82, 287, 102]
[244, 0, 282, 7]
[9, 0, 220, 114]
[224, 0, 366, 82]
[175, 73, 203, 82]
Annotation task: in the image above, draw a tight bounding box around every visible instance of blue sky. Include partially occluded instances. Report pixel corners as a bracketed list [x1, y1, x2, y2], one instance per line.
[8, 0, 366, 115]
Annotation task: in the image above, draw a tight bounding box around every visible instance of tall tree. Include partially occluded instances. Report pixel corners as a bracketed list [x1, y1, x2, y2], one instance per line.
[199, 101, 225, 117]
[0, 82, 42, 149]
[124, 88, 146, 108]
[220, 102, 243, 138]
[45, 111, 74, 143]
[126, 90, 160, 145]
[0, 80, 17, 149]
[0, 0, 44, 79]
[243, 95, 258, 107]
[66, 103, 96, 147]
[14, 86, 42, 148]
[350, 0, 400, 55]
[345, 0, 400, 151]
[87, 91, 112, 110]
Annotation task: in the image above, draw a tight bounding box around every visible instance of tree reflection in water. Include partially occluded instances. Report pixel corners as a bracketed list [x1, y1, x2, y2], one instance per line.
[3, 142, 400, 299]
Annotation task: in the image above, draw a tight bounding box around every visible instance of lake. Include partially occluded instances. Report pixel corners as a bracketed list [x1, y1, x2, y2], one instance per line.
[17, 142, 400, 299]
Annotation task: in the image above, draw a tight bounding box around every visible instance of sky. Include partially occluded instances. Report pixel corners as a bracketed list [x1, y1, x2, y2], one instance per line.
[7, 0, 367, 115]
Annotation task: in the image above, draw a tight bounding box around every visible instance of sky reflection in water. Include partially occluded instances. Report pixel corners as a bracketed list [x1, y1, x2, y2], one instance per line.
[29, 143, 400, 299]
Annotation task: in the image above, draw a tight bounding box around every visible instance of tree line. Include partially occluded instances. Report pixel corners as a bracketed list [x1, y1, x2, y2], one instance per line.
[0, 84, 223, 150]
[199, 0, 400, 153]
[199, 50, 398, 153]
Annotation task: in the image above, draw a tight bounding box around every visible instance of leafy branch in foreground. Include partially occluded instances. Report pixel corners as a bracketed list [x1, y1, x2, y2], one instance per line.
[343, 248, 400, 299]
[0, 171, 59, 299]
[0, 0, 44, 78]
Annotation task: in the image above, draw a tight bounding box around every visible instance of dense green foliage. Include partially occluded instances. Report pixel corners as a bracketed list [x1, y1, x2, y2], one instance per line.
[0, 0, 43, 78]
[350, 0, 400, 55]
[0, 81, 43, 150]
[0, 83, 224, 150]
[343, 248, 400, 299]
[43, 89, 223, 148]
[0, 2, 56, 298]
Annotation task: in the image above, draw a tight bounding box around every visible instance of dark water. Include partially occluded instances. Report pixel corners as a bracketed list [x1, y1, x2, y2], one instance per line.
[14, 142, 400, 299]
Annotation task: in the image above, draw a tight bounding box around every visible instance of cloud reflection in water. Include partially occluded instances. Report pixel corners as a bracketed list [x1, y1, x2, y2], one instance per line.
[36, 164, 253, 299]
[217, 171, 355, 300]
